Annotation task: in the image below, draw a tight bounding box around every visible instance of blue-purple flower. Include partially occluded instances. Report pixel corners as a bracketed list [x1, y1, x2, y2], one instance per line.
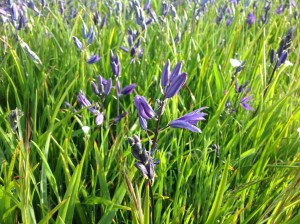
[77, 90, 104, 125]
[169, 107, 207, 133]
[276, 4, 283, 15]
[114, 111, 128, 123]
[246, 12, 256, 25]
[128, 135, 159, 182]
[121, 83, 136, 95]
[110, 50, 121, 77]
[91, 75, 112, 96]
[161, 60, 188, 99]
[87, 54, 100, 64]
[73, 36, 83, 51]
[240, 95, 254, 111]
[134, 95, 155, 130]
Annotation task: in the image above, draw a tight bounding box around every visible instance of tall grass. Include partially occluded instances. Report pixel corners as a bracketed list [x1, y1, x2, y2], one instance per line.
[0, 0, 300, 223]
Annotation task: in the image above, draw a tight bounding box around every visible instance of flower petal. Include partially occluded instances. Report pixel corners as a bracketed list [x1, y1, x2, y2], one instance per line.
[169, 120, 201, 133]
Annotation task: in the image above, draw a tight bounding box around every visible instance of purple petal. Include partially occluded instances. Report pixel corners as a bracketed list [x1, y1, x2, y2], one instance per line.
[87, 54, 100, 64]
[104, 78, 112, 96]
[277, 51, 287, 67]
[114, 111, 128, 123]
[165, 73, 187, 99]
[134, 162, 149, 178]
[73, 36, 83, 51]
[121, 83, 136, 95]
[120, 46, 129, 53]
[95, 113, 104, 125]
[241, 103, 254, 111]
[116, 79, 121, 97]
[161, 59, 170, 87]
[169, 61, 182, 83]
[169, 120, 201, 133]
[139, 116, 147, 130]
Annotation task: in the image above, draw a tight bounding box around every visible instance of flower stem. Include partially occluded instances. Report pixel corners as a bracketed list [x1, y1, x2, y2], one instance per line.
[151, 99, 166, 155]
[149, 180, 155, 224]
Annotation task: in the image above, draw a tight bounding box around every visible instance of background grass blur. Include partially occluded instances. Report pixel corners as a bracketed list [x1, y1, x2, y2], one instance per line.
[0, 0, 300, 223]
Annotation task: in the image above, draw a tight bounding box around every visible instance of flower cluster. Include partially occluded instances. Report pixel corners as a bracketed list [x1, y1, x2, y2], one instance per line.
[131, 60, 207, 181]
[270, 27, 294, 68]
[128, 135, 159, 183]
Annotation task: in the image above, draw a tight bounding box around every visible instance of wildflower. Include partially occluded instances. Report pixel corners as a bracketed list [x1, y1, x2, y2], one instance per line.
[297, 128, 300, 136]
[134, 95, 155, 130]
[100, 14, 107, 29]
[246, 12, 256, 25]
[88, 29, 95, 45]
[271, 27, 294, 68]
[114, 111, 128, 123]
[82, 25, 93, 39]
[20, 40, 42, 65]
[82, 126, 90, 134]
[128, 135, 159, 182]
[235, 80, 249, 93]
[110, 50, 121, 77]
[276, 4, 283, 15]
[91, 76, 112, 96]
[240, 95, 254, 111]
[65, 101, 77, 113]
[121, 83, 136, 95]
[73, 36, 83, 51]
[93, 11, 101, 25]
[277, 51, 287, 67]
[87, 54, 100, 64]
[77, 90, 98, 114]
[77, 90, 104, 125]
[161, 60, 188, 99]
[169, 107, 207, 133]
[120, 29, 143, 61]
[11, 3, 19, 21]
[270, 49, 275, 64]
[226, 17, 233, 26]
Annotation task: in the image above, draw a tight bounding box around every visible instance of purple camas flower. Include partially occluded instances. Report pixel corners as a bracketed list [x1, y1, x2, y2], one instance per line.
[276, 4, 283, 15]
[246, 12, 256, 25]
[95, 75, 112, 96]
[110, 50, 121, 77]
[100, 14, 107, 29]
[121, 83, 136, 95]
[277, 51, 287, 67]
[226, 17, 233, 26]
[169, 107, 207, 133]
[82, 25, 93, 39]
[134, 95, 155, 130]
[114, 111, 128, 123]
[88, 30, 95, 45]
[73, 36, 83, 51]
[65, 101, 77, 113]
[11, 3, 19, 21]
[240, 95, 254, 111]
[77, 90, 104, 125]
[77, 90, 97, 114]
[87, 54, 100, 64]
[161, 60, 188, 99]
[128, 135, 159, 182]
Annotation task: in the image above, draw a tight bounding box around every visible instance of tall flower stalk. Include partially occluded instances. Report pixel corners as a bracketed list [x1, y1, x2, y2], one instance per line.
[128, 59, 207, 223]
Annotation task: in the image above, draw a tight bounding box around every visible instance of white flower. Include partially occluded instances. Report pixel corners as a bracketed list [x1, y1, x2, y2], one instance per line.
[230, 58, 242, 67]
[297, 128, 300, 136]
[82, 126, 90, 134]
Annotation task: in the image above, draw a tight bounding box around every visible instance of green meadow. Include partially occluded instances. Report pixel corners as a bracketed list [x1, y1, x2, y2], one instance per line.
[0, 0, 300, 223]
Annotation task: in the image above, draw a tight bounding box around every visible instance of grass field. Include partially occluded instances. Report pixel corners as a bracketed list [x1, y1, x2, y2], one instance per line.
[1, 0, 300, 223]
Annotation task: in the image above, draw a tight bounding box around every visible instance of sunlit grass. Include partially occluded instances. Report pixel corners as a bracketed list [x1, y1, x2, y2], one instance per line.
[0, 0, 300, 223]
